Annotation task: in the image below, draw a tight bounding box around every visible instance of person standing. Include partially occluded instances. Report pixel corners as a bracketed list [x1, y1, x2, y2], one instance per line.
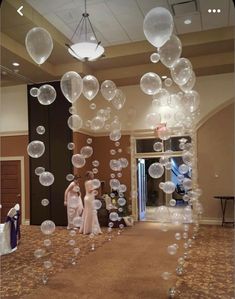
[64, 175, 83, 229]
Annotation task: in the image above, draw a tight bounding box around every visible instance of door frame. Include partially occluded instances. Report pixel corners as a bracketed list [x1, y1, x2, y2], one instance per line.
[0, 156, 26, 224]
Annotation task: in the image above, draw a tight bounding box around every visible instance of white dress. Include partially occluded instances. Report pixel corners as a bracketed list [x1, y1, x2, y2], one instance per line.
[79, 180, 102, 235]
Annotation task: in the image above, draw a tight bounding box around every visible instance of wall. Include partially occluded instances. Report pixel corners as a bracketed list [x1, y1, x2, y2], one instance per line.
[197, 103, 234, 223]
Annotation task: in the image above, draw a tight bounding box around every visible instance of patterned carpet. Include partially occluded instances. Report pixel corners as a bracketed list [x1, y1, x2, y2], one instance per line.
[0, 224, 234, 299]
[0, 225, 115, 298]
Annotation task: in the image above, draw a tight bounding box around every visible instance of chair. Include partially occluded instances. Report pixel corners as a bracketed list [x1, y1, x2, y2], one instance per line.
[0, 204, 21, 256]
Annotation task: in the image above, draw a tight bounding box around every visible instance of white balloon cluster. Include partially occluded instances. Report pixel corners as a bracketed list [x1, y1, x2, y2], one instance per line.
[142, 7, 200, 131]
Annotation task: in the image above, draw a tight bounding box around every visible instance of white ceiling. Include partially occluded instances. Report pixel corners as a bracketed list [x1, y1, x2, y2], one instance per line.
[26, 0, 235, 46]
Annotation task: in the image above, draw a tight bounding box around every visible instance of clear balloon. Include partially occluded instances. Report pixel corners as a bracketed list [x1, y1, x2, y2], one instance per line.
[180, 71, 196, 92]
[167, 244, 177, 255]
[92, 160, 99, 167]
[182, 178, 192, 190]
[87, 138, 92, 144]
[162, 181, 175, 194]
[150, 53, 160, 63]
[90, 103, 96, 110]
[140, 72, 162, 95]
[25, 27, 53, 65]
[119, 158, 128, 168]
[94, 199, 102, 210]
[146, 112, 161, 129]
[109, 130, 121, 141]
[67, 114, 83, 131]
[36, 126, 45, 135]
[44, 260, 53, 269]
[171, 58, 192, 86]
[40, 220, 56, 235]
[60, 71, 83, 103]
[159, 35, 182, 68]
[169, 198, 176, 206]
[80, 146, 93, 158]
[67, 142, 75, 150]
[179, 164, 189, 174]
[35, 166, 45, 176]
[71, 154, 86, 168]
[38, 84, 56, 105]
[158, 127, 171, 140]
[110, 149, 116, 155]
[41, 198, 49, 206]
[148, 163, 164, 178]
[91, 116, 105, 131]
[110, 178, 120, 190]
[82, 75, 99, 101]
[66, 174, 74, 181]
[175, 233, 181, 240]
[153, 142, 163, 152]
[109, 212, 119, 221]
[118, 197, 126, 206]
[111, 89, 126, 110]
[43, 239, 52, 247]
[101, 80, 116, 101]
[27, 140, 45, 158]
[164, 78, 173, 87]
[92, 179, 101, 189]
[39, 171, 54, 186]
[110, 159, 122, 171]
[143, 7, 173, 48]
[34, 248, 45, 258]
[30, 87, 39, 97]
[153, 88, 170, 106]
[69, 106, 77, 114]
[183, 90, 200, 113]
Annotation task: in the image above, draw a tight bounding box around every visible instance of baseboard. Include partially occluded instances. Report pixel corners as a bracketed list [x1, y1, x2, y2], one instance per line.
[23, 219, 30, 225]
[199, 218, 234, 225]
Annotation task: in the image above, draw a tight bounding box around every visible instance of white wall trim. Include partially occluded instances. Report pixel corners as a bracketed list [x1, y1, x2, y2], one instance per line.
[0, 156, 26, 225]
[0, 131, 28, 136]
[200, 218, 234, 225]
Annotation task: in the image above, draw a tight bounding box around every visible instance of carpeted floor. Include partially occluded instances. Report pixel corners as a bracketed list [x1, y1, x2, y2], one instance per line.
[1, 223, 234, 299]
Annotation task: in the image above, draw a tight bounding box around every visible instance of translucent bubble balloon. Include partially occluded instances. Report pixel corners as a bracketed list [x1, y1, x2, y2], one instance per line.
[91, 116, 105, 131]
[111, 118, 122, 131]
[94, 199, 102, 210]
[25, 27, 53, 65]
[101, 80, 116, 101]
[82, 75, 99, 101]
[69, 106, 77, 114]
[38, 84, 56, 105]
[36, 126, 45, 135]
[92, 160, 99, 167]
[164, 78, 173, 87]
[157, 127, 171, 141]
[109, 130, 121, 141]
[167, 244, 177, 255]
[183, 90, 200, 113]
[182, 178, 192, 190]
[118, 197, 126, 206]
[27, 140, 45, 158]
[35, 166, 45, 176]
[180, 71, 196, 92]
[118, 184, 127, 193]
[67, 114, 83, 131]
[92, 179, 101, 189]
[179, 164, 189, 174]
[41, 198, 49, 206]
[44, 260, 53, 269]
[165, 161, 172, 170]
[92, 168, 98, 174]
[43, 239, 52, 247]
[161, 272, 172, 280]
[148, 163, 164, 178]
[61, 71, 83, 103]
[174, 110, 185, 123]
[90, 103, 96, 110]
[30, 87, 39, 97]
[119, 158, 128, 168]
[159, 35, 182, 68]
[146, 112, 161, 129]
[182, 151, 193, 166]
[153, 142, 163, 152]
[41, 220, 55, 235]
[153, 88, 170, 107]
[150, 53, 160, 63]
[111, 89, 126, 110]
[66, 174, 74, 181]
[80, 146, 93, 158]
[39, 171, 54, 186]
[71, 154, 86, 168]
[110, 179, 120, 190]
[110, 159, 122, 171]
[87, 138, 92, 144]
[67, 142, 75, 150]
[171, 58, 192, 86]
[162, 181, 175, 194]
[34, 248, 45, 258]
[109, 212, 119, 221]
[110, 149, 116, 155]
[169, 198, 176, 206]
[140, 72, 162, 95]
[143, 7, 173, 48]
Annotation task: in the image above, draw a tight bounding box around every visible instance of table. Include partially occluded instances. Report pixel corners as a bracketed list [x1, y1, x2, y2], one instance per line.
[214, 196, 234, 227]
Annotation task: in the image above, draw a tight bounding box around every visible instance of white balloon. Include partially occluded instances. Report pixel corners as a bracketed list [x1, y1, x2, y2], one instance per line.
[37, 84, 56, 105]
[146, 112, 161, 129]
[27, 140, 45, 158]
[71, 154, 86, 168]
[67, 115, 83, 131]
[159, 35, 182, 68]
[150, 53, 160, 63]
[25, 27, 53, 65]
[101, 80, 116, 101]
[39, 172, 54, 186]
[180, 71, 196, 92]
[148, 163, 164, 178]
[183, 90, 200, 113]
[109, 130, 121, 141]
[111, 89, 126, 110]
[140, 72, 162, 95]
[153, 88, 170, 106]
[143, 7, 173, 48]
[61, 71, 83, 103]
[170, 58, 192, 86]
[30, 87, 39, 97]
[80, 146, 93, 158]
[82, 75, 99, 100]
[91, 116, 105, 131]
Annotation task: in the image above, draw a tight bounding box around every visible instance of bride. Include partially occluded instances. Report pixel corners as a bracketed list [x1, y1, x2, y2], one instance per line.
[79, 171, 102, 235]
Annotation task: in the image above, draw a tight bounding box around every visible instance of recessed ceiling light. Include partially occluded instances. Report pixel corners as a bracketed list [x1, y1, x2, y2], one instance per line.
[213, 9, 216, 13]
[184, 19, 192, 25]
[12, 62, 20, 67]
[217, 9, 221, 13]
[208, 9, 212, 13]
[161, 75, 167, 79]
[2, 71, 7, 75]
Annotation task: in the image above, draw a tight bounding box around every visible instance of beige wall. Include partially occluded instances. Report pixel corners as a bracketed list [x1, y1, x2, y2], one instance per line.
[197, 103, 234, 222]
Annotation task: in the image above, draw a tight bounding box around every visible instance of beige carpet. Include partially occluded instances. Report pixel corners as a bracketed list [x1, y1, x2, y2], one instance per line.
[1, 222, 234, 299]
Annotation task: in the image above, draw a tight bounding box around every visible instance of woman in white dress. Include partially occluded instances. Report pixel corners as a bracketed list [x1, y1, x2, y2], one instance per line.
[64, 176, 83, 229]
[79, 171, 102, 235]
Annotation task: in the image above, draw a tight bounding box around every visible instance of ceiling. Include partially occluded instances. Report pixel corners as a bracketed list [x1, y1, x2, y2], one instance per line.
[0, 0, 234, 87]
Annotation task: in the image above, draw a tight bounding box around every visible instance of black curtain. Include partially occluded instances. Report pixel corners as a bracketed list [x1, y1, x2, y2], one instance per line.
[28, 81, 72, 225]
